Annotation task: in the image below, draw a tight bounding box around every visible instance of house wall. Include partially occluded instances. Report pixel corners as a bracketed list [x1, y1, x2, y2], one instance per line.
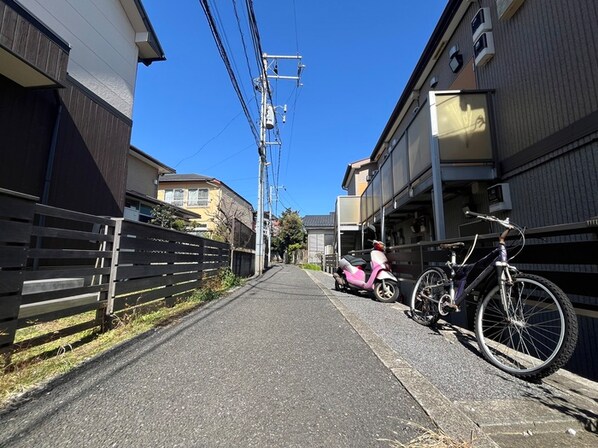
[0, 75, 55, 198]
[307, 230, 335, 264]
[474, 0, 598, 226]
[158, 181, 219, 229]
[127, 154, 158, 197]
[0, 73, 131, 216]
[373, 0, 597, 234]
[158, 181, 255, 232]
[0, 1, 69, 86]
[17, 0, 140, 118]
[52, 81, 132, 215]
[220, 187, 254, 229]
[0, 0, 153, 216]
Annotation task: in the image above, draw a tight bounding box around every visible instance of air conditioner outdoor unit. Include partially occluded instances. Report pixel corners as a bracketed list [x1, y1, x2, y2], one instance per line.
[471, 7, 492, 42]
[474, 32, 495, 67]
[488, 183, 512, 213]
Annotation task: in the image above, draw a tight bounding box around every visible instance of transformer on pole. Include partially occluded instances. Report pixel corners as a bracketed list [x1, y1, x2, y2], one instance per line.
[255, 53, 303, 275]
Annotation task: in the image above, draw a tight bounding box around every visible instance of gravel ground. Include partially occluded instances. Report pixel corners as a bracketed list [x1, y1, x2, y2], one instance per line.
[308, 269, 567, 403]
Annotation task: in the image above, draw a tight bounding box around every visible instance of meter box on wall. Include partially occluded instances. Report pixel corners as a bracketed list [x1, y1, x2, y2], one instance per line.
[488, 183, 512, 213]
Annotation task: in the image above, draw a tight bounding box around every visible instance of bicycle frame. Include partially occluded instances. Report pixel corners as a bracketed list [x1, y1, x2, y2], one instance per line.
[411, 211, 577, 380]
[446, 226, 515, 309]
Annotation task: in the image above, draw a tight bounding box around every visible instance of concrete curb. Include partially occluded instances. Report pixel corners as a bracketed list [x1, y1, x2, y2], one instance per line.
[306, 269, 598, 446]
[305, 269, 499, 447]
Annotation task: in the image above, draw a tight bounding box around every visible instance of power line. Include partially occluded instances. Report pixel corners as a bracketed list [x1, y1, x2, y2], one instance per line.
[232, 0, 260, 113]
[244, 0, 274, 107]
[174, 111, 243, 168]
[199, 0, 260, 143]
[202, 142, 255, 171]
[283, 85, 302, 179]
[292, 0, 300, 54]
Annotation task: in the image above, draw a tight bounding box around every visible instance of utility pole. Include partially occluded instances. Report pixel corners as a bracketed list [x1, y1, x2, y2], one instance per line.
[255, 53, 268, 277]
[267, 185, 284, 266]
[255, 53, 303, 276]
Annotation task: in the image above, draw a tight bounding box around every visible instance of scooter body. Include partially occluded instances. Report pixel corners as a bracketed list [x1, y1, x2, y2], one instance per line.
[334, 240, 400, 303]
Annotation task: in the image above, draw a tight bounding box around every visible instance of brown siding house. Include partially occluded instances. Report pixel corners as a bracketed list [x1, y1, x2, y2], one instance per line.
[0, 0, 165, 216]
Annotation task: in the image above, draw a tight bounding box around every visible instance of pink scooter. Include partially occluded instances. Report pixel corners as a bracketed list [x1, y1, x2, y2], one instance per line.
[333, 240, 400, 303]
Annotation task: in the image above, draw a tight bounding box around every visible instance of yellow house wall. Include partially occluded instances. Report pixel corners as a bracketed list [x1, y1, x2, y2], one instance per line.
[157, 180, 254, 233]
[157, 181, 221, 231]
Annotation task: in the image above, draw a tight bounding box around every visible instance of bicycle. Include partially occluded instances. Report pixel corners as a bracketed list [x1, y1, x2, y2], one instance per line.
[409, 211, 578, 381]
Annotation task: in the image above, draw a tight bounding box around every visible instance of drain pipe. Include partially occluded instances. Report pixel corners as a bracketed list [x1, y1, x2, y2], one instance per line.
[35, 95, 63, 270]
[41, 95, 63, 206]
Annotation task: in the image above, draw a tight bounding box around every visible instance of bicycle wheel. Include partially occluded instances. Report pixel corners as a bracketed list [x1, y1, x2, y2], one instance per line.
[410, 268, 446, 326]
[475, 273, 578, 380]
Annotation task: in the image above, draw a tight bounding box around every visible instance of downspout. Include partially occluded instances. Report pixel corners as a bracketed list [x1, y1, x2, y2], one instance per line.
[35, 94, 63, 270]
[41, 94, 63, 206]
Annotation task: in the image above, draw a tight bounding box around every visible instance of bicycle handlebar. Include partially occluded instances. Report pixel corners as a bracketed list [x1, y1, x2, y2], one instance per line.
[465, 211, 514, 229]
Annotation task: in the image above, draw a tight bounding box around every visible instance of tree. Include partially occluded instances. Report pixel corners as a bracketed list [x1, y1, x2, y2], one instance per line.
[207, 191, 254, 249]
[150, 205, 186, 231]
[272, 209, 305, 259]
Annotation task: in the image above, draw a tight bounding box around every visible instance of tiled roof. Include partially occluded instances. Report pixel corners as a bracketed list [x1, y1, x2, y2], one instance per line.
[160, 173, 213, 182]
[302, 213, 335, 229]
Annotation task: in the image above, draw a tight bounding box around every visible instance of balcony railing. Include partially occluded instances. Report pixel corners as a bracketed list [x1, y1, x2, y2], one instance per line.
[336, 195, 361, 227]
[361, 90, 496, 224]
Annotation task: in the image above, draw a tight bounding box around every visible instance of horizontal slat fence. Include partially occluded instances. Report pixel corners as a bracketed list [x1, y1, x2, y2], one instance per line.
[324, 254, 336, 273]
[0, 189, 37, 352]
[348, 219, 598, 380]
[109, 219, 228, 313]
[13, 202, 117, 352]
[1, 202, 231, 355]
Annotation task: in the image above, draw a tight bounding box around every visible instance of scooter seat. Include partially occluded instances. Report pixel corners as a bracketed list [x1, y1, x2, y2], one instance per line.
[342, 255, 368, 268]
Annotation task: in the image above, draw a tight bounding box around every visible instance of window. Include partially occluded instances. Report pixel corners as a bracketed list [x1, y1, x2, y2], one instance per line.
[164, 189, 184, 206]
[188, 188, 208, 207]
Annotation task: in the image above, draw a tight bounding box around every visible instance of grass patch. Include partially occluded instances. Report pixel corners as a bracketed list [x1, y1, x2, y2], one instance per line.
[299, 263, 322, 271]
[0, 271, 243, 409]
[381, 424, 476, 448]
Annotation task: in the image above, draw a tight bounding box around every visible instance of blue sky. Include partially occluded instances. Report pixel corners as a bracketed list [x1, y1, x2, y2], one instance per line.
[131, 0, 448, 216]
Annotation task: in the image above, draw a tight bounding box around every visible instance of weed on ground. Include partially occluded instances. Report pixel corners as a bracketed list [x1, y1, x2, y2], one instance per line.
[1, 272, 242, 409]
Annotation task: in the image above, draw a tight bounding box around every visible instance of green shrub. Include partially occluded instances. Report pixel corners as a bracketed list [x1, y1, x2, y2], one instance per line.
[190, 287, 219, 303]
[219, 267, 242, 288]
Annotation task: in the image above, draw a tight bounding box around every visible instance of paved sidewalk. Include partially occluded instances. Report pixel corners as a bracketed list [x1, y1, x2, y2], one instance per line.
[306, 268, 598, 447]
[1, 265, 434, 447]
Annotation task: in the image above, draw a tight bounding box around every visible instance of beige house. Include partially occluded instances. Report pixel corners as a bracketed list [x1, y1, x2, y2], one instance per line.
[158, 174, 254, 238]
[125, 147, 199, 223]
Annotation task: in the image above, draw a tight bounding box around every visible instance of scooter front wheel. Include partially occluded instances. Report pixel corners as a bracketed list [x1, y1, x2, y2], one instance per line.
[373, 280, 399, 303]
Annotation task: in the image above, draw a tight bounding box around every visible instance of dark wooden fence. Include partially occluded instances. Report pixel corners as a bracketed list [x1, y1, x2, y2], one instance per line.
[0, 189, 37, 352]
[324, 254, 336, 273]
[349, 219, 598, 380]
[14, 202, 117, 351]
[107, 219, 229, 314]
[0, 193, 230, 356]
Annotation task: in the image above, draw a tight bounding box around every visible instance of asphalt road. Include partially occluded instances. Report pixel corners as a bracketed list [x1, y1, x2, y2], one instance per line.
[0, 265, 433, 447]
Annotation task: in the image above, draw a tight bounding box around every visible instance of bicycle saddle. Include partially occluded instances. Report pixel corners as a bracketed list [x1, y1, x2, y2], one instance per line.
[439, 242, 465, 250]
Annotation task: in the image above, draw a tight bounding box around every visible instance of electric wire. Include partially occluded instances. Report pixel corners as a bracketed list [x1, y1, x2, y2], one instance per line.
[232, 0, 260, 113]
[174, 111, 243, 168]
[292, 0, 300, 54]
[245, 0, 275, 107]
[202, 142, 255, 171]
[199, 0, 260, 143]
[283, 85, 302, 179]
